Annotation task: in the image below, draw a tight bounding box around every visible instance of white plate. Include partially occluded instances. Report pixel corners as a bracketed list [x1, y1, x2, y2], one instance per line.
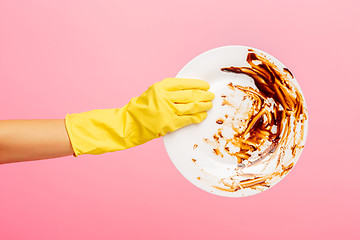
[163, 46, 308, 197]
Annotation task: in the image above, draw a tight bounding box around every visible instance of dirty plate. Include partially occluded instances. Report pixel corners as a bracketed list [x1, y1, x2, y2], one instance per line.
[163, 46, 308, 197]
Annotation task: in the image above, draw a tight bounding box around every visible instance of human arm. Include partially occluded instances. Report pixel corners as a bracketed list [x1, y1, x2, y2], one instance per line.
[0, 78, 215, 164]
[0, 119, 74, 164]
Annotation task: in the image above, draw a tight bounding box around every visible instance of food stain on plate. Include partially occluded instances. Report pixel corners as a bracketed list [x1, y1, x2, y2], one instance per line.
[193, 49, 307, 193]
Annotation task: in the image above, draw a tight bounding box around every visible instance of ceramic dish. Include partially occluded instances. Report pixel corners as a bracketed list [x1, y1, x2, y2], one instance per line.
[163, 46, 308, 197]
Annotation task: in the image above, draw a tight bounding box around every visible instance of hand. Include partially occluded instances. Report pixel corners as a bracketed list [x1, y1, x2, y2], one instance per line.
[65, 78, 215, 156]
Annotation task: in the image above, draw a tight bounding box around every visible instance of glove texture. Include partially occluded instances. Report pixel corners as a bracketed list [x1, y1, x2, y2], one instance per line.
[65, 78, 215, 156]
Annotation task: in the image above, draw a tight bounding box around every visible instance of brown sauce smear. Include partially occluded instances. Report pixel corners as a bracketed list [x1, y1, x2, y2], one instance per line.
[210, 50, 307, 192]
[213, 148, 224, 157]
[216, 119, 224, 124]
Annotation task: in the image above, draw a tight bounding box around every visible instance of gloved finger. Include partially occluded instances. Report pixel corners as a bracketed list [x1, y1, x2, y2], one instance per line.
[174, 101, 213, 115]
[167, 89, 215, 103]
[162, 78, 210, 91]
[181, 112, 208, 124]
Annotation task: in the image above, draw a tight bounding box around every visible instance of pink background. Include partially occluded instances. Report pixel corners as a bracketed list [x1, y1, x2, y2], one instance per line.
[0, 0, 359, 239]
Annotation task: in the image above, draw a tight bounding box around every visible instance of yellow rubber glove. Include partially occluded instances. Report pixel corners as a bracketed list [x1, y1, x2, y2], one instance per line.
[65, 78, 215, 156]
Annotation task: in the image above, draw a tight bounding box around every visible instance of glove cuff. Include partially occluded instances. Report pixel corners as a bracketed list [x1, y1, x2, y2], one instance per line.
[65, 108, 132, 156]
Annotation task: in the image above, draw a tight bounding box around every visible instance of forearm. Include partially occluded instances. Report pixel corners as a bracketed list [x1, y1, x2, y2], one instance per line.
[0, 119, 74, 164]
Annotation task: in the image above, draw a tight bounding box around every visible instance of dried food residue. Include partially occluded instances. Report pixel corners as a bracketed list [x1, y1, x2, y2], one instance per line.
[202, 49, 307, 192]
[213, 148, 224, 158]
[216, 119, 224, 124]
